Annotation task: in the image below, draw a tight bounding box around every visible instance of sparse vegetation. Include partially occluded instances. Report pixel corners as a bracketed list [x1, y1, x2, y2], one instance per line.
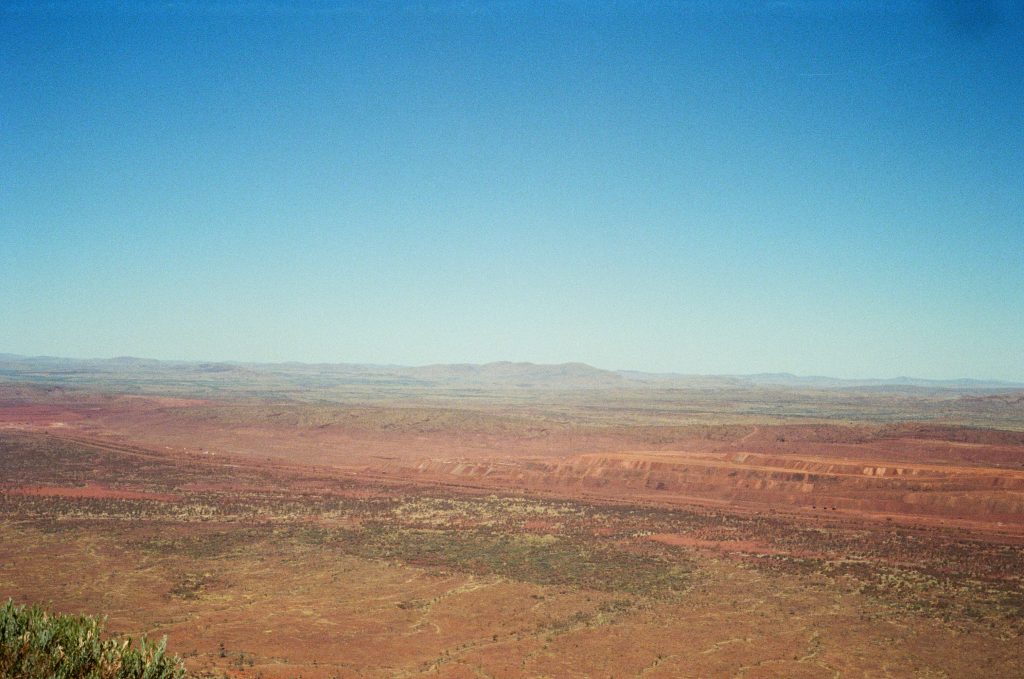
[2, 386, 1023, 676]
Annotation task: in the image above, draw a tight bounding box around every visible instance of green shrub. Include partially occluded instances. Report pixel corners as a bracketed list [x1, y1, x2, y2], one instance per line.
[0, 599, 187, 679]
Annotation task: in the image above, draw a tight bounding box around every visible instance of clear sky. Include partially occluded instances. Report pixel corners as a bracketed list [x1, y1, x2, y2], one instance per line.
[2, 1, 1022, 380]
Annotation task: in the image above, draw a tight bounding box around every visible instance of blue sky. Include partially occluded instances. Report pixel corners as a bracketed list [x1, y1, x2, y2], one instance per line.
[1, 1, 1022, 379]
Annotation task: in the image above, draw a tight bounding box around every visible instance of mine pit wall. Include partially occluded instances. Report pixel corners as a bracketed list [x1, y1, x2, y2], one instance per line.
[405, 454, 1024, 525]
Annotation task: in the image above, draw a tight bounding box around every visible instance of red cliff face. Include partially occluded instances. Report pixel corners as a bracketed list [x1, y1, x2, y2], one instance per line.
[395, 442, 1024, 529]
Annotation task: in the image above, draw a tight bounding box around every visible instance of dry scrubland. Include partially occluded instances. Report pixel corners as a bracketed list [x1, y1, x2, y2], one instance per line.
[1, 367, 1024, 677]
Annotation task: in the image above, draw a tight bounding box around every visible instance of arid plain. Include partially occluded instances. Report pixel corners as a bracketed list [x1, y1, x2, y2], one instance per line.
[2, 358, 1023, 677]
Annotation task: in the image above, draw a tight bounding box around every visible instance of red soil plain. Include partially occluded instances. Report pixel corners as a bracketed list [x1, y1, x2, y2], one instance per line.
[2, 378, 1024, 677]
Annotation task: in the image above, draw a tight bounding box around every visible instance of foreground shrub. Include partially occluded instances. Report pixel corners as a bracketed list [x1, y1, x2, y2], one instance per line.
[0, 599, 187, 678]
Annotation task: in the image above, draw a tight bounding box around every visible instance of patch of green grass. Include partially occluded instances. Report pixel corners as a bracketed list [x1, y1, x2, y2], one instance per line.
[134, 529, 260, 559]
[753, 556, 1024, 637]
[323, 525, 693, 596]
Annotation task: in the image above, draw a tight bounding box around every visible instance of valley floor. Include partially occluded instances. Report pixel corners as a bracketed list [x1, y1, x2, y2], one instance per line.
[1, 388, 1023, 677]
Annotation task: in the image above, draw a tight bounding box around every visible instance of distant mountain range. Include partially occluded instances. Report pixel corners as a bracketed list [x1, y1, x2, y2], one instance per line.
[0, 353, 1021, 392]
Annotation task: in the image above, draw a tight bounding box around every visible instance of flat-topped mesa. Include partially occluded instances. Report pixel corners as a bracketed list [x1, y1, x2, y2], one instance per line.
[400, 449, 1024, 528]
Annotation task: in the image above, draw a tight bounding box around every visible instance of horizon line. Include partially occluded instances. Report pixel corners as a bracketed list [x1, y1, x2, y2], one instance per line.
[1, 351, 1022, 387]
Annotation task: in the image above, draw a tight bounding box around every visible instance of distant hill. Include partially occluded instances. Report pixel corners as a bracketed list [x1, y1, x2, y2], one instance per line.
[408, 361, 626, 387]
[0, 353, 1021, 395]
[738, 372, 1024, 390]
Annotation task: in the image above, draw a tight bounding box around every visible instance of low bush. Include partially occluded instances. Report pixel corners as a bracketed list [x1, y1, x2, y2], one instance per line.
[0, 599, 187, 678]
